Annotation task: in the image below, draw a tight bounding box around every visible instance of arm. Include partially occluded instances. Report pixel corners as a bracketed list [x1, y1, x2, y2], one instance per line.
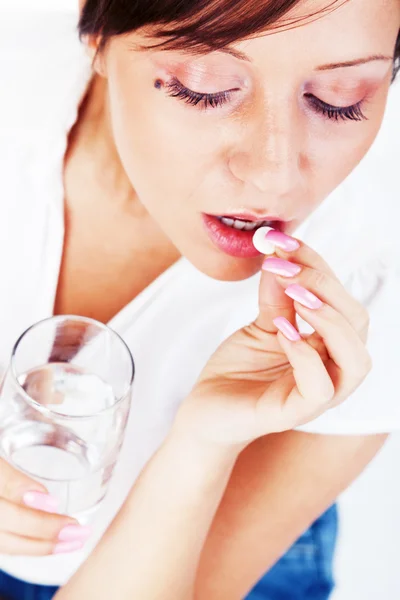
[55, 429, 385, 600]
[195, 430, 387, 599]
[55, 236, 377, 598]
[54, 429, 240, 600]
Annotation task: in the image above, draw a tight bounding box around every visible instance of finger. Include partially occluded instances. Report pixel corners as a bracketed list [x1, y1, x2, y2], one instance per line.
[0, 531, 55, 556]
[0, 458, 49, 503]
[257, 328, 335, 430]
[254, 228, 340, 335]
[266, 231, 341, 282]
[292, 300, 373, 402]
[255, 266, 297, 333]
[0, 531, 84, 557]
[259, 231, 371, 403]
[0, 498, 77, 541]
[272, 266, 370, 341]
[300, 332, 329, 362]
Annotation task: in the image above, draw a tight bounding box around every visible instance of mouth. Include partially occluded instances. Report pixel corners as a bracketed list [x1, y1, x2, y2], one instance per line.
[215, 215, 283, 232]
[202, 214, 285, 258]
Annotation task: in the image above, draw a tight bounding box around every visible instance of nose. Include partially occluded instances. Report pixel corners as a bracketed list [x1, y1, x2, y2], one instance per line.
[228, 99, 304, 198]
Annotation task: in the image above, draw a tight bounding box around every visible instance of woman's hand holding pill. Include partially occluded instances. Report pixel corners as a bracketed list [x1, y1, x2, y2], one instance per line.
[175, 228, 372, 448]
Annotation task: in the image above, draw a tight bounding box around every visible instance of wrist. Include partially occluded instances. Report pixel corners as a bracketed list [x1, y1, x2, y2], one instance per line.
[173, 390, 251, 457]
[169, 413, 244, 468]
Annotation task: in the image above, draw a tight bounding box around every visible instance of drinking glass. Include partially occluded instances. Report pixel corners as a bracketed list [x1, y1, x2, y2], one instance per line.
[0, 315, 134, 522]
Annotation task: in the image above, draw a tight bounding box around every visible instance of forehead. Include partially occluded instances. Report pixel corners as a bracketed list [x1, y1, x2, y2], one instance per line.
[234, 0, 400, 58]
[274, 0, 399, 27]
[118, 0, 400, 67]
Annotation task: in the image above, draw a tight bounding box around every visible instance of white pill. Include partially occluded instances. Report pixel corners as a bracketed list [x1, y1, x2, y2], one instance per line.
[252, 226, 276, 255]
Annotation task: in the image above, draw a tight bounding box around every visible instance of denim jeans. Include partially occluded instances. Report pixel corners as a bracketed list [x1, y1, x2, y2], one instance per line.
[0, 504, 337, 600]
[246, 504, 338, 600]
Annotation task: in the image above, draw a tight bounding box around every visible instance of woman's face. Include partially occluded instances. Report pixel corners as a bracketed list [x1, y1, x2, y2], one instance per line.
[93, 0, 400, 281]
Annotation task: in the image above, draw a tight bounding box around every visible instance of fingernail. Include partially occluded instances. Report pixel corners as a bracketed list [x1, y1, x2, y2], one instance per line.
[285, 284, 323, 310]
[53, 540, 84, 554]
[273, 317, 301, 342]
[23, 492, 59, 512]
[262, 258, 302, 277]
[58, 525, 92, 542]
[265, 230, 300, 252]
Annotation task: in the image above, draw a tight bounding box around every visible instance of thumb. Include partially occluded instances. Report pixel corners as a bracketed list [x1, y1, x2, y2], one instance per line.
[255, 260, 297, 333]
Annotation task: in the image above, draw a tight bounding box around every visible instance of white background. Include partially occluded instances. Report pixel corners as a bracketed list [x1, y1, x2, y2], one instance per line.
[0, 0, 73, 7]
[2, 1, 400, 598]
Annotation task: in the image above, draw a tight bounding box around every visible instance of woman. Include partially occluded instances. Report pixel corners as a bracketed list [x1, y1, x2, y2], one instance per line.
[0, 0, 399, 598]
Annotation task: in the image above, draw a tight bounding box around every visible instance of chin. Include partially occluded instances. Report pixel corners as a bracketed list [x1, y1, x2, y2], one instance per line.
[188, 251, 263, 282]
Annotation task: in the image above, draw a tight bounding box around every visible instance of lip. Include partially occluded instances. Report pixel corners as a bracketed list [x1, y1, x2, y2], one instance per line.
[202, 214, 283, 258]
[216, 212, 287, 223]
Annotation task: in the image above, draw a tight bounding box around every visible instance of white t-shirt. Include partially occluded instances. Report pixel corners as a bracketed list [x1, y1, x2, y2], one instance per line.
[0, 8, 399, 585]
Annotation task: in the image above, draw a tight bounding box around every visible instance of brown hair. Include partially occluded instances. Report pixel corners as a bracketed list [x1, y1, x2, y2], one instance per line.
[79, 0, 400, 77]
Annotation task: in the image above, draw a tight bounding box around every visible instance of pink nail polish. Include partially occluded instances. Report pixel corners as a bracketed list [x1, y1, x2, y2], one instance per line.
[262, 257, 302, 277]
[23, 492, 59, 513]
[285, 284, 323, 310]
[273, 317, 301, 342]
[53, 540, 84, 555]
[265, 230, 300, 252]
[58, 525, 92, 542]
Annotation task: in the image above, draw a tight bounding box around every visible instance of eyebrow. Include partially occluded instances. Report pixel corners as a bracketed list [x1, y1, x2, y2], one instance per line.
[220, 47, 252, 62]
[220, 48, 393, 70]
[316, 54, 393, 70]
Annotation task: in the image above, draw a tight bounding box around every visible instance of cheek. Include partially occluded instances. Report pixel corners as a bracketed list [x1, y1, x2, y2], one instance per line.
[309, 91, 389, 195]
[105, 66, 224, 216]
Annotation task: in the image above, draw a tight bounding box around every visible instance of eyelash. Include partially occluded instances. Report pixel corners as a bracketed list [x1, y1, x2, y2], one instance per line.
[165, 77, 235, 109]
[165, 77, 367, 122]
[304, 93, 367, 122]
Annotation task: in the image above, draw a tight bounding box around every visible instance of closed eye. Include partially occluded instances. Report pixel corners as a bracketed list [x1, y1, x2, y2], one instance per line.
[304, 93, 367, 122]
[165, 77, 239, 109]
[165, 77, 368, 123]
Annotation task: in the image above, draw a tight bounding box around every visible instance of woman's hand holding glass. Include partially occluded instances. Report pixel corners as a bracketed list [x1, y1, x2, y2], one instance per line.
[176, 234, 372, 448]
[0, 457, 83, 555]
[0, 316, 134, 556]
